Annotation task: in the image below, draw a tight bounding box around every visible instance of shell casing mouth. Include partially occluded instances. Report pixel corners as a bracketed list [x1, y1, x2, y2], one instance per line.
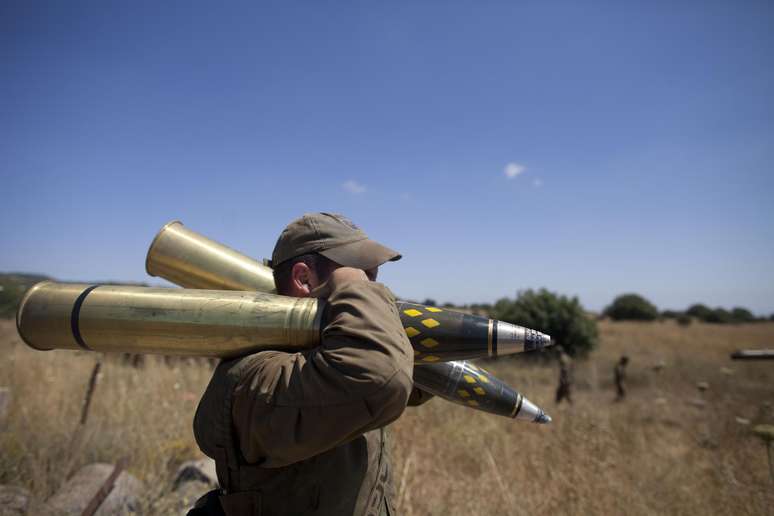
[145, 220, 277, 293]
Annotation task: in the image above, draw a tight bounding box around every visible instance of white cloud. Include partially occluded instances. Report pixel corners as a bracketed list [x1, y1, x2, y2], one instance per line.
[532, 178, 543, 188]
[342, 180, 366, 194]
[504, 162, 526, 179]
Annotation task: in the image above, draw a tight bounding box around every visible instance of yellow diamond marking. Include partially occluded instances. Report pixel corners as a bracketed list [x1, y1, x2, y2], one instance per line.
[422, 355, 440, 362]
[463, 374, 476, 384]
[425, 307, 442, 313]
[467, 400, 480, 407]
[473, 387, 486, 396]
[403, 309, 422, 317]
[420, 338, 439, 348]
[414, 350, 422, 357]
[404, 327, 420, 338]
[478, 375, 490, 383]
[457, 389, 470, 398]
[421, 318, 440, 328]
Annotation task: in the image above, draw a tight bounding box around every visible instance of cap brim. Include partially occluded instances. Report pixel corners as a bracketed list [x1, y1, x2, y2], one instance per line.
[320, 238, 401, 270]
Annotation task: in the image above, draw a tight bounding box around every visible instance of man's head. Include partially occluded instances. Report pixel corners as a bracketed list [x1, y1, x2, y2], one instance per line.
[270, 213, 401, 297]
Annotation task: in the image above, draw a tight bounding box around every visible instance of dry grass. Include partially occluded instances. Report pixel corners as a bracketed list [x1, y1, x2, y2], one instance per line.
[1, 318, 773, 514]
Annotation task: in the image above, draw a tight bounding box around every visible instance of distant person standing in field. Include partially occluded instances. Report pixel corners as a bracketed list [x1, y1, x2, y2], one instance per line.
[614, 356, 629, 401]
[555, 346, 573, 404]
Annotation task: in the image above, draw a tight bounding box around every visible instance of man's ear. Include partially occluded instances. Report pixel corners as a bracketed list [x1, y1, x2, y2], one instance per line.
[290, 262, 314, 297]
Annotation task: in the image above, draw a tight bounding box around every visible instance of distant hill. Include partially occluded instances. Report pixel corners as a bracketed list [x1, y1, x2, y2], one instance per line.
[0, 273, 151, 318]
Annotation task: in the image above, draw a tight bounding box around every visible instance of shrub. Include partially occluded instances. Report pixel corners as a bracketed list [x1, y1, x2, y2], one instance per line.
[491, 288, 597, 357]
[730, 307, 755, 323]
[661, 310, 681, 319]
[677, 313, 692, 326]
[469, 303, 492, 316]
[0, 285, 24, 318]
[0, 274, 52, 318]
[603, 293, 659, 321]
[686, 304, 713, 321]
[705, 307, 732, 324]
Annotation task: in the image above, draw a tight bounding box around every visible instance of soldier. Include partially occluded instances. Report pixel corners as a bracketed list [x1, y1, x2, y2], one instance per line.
[614, 355, 629, 401]
[190, 213, 425, 516]
[555, 346, 573, 405]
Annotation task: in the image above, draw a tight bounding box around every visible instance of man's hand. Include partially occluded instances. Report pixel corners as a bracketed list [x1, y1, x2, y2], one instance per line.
[310, 267, 369, 298]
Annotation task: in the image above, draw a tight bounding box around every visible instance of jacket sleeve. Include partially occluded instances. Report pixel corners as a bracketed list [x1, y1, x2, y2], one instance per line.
[231, 281, 414, 467]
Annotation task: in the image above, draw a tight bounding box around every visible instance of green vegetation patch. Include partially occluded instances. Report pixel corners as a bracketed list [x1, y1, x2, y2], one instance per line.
[604, 293, 659, 321]
[491, 288, 598, 357]
[0, 273, 52, 318]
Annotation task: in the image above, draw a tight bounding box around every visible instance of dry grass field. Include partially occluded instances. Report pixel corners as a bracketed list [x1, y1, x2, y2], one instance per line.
[1, 318, 773, 515]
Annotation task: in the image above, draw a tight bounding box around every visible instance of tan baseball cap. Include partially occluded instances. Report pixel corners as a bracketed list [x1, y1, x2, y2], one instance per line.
[270, 213, 402, 270]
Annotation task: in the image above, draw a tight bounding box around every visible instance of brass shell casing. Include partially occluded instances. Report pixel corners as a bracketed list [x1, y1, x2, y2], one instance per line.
[141, 221, 552, 421]
[145, 222, 551, 361]
[17, 282, 322, 358]
[146, 220, 277, 293]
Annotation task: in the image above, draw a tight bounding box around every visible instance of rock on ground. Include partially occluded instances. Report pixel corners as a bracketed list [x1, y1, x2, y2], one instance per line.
[0, 485, 29, 516]
[152, 458, 218, 514]
[152, 480, 211, 514]
[47, 463, 145, 516]
[174, 458, 218, 489]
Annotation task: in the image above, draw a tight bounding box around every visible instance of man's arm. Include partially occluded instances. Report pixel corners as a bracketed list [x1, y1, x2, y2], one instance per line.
[231, 277, 414, 467]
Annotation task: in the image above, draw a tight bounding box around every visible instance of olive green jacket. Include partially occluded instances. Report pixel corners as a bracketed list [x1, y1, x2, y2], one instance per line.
[193, 281, 415, 515]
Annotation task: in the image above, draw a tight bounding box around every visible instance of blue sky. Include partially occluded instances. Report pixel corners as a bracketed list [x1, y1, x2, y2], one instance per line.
[2, 1, 773, 314]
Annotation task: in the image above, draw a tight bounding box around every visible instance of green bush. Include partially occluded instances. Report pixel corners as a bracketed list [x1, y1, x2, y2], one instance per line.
[603, 293, 659, 321]
[705, 307, 732, 324]
[0, 285, 23, 318]
[677, 313, 692, 326]
[686, 304, 713, 321]
[730, 307, 755, 323]
[661, 310, 681, 319]
[491, 288, 597, 357]
[684, 304, 758, 324]
[0, 274, 52, 318]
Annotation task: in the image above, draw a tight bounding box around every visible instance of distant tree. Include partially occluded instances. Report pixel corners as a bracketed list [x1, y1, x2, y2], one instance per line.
[770, 314, 774, 322]
[491, 289, 597, 357]
[677, 313, 692, 326]
[661, 310, 681, 319]
[705, 307, 732, 324]
[603, 293, 659, 321]
[686, 304, 713, 321]
[422, 298, 437, 308]
[730, 307, 755, 323]
[442, 302, 455, 308]
[469, 303, 493, 316]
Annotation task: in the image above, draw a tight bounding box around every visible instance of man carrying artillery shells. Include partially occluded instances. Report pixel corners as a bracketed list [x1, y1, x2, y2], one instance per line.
[190, 213, 423, 516]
